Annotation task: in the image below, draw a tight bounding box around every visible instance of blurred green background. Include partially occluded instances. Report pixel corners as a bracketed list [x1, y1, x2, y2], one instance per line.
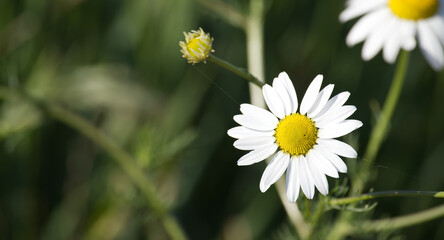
[0, 0, 443, 239]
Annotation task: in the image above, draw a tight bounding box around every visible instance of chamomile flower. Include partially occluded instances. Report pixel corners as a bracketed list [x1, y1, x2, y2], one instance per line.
[179, 28, 214, 64]
[227, 72, 362, 202]
[340, 0, 444, 70]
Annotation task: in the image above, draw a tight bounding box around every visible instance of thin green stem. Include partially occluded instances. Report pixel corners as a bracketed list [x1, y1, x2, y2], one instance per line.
[196, 0, 247, 29]
[330, 191, 444, 206]
[243, 0, 309, 238]
[207, 54, 263, 87]
[304, 197, 312, 219]
[246, 0, 266, 106]
[328, 51, 411, 240]
[363, 50, 409, 163]
[46, 104, 186, 240]
[307, 197, 326, 240]
[0, 87, 187, 240]
[274, 178, 310, 238]
[353, 204, 444, 233]
[353, 51, 410, 194]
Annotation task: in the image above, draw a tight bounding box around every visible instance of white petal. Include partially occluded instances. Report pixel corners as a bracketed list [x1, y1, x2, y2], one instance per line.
[233, 114, 277, 131]
[418, 20, 444, 71]
[240, 103, 279, 125]
[263, 85, 286, 119]
[272, 77, 293, 116]
[429, 16, 444, 45]
[313, 92, 350, 121]
[227, 126, 274, 139]
[339, 0, 386, 22]
[361, 13, 395, 61]
[317, 139, 358, 158]
[383, 37, 401, 64]
[308, 149, 339, 178]
[278, 72, 298, 113]
[233, 136, 275, 150]
[399, 20, 416, 51]
[316, 105, 357, 128]
[300, 75, 323, 115]
[382, 19, 403, 64]
[298, 156, 315, 199]
[237, 144, 278, 166]
[327, 154, 348, 173]
[318, 120, 363, 139]
[307, 84, 334, 118]
[315, 145, 348, 173]
[260, 151, 290, 192]
[286, 157, 300, 202]
[306, 158, 329, 196]
[240, 103, 279, 130]
[346, 8, 391, 47]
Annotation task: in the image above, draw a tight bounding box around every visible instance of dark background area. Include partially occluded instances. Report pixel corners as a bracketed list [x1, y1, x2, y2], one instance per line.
[0, 0, 443, 239]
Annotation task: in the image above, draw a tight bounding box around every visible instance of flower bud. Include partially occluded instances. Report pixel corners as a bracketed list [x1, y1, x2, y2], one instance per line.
[179, 28, 214, 64]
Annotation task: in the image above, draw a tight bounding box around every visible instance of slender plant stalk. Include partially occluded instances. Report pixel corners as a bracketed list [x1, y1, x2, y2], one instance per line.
[352, 51, 410, 195]
[353, 203, 444, 233]
[363, 50, 410, 164]
[330, 191, 444, 206]
[201, 0, 309, 237]
[0, 87, 187, 240]
[196, 0, 246, 29]
[304, 197, 312, 219]
[246, 0, 266, 107]
[328, 51, 411, 240]
[275, 178, 310, 238]
[46, 104, 187, 240]
[307, 197, 326, 240]
[245, 0, 309, 239]
[207, 55, 264, 87]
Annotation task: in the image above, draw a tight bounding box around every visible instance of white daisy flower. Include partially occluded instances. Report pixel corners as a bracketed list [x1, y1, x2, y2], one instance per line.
[227, 72, 362, 202]
[340, 0, 444, 71]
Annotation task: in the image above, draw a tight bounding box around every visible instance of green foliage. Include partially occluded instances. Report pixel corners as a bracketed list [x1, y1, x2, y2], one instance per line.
[0, 0, 443, 239]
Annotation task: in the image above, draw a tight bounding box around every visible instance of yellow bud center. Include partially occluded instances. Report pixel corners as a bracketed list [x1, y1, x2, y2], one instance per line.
[179, 28, 213, 64]
[187, 38, 211, 58]
[275, 113, 318, 156]
[389, 0, 439, 20]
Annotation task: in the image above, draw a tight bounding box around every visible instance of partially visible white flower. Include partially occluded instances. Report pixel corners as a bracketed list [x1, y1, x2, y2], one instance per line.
[228, 72, 362, 202]
[340, 0, 444, 71]
[179, 28, 214, 64]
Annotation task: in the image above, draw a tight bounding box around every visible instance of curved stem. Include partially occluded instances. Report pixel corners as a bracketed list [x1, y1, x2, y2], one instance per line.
[363, 50, 410, 164]
[196, 0, 247, 29]
[207, 54, 263, 87]
[330, 191, 444, 206]
[0, 87, 187, 240]
[307, 197, 326, 240]
[47, 104, 187, 240]
[354, 204, 444, 233]
[275, 178, 310, 238]
[353, 50, 410, 194]
[328, 51, 411, 240]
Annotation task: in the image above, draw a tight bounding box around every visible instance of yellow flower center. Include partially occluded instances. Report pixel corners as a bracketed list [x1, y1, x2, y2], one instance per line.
[179, 28, 213, 64]
[187, 37, 211, 59]
[275, 113, 318, 156]
[389, 0, 439, 20]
